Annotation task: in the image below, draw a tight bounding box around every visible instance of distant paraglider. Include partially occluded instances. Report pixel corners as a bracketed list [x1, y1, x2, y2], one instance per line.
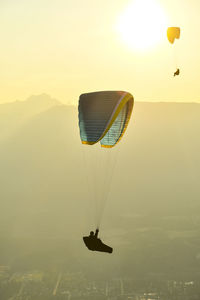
[78, 91, 134, 253]
[167, 27, 181, 77]
[167, 27, 180, 44]
[174, 68, 180, 77]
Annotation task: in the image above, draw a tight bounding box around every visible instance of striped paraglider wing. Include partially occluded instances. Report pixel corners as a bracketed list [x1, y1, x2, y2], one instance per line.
[78, 91, 133, 148]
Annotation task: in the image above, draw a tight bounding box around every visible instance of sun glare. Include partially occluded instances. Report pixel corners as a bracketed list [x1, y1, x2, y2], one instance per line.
[116, 0, 168, 52]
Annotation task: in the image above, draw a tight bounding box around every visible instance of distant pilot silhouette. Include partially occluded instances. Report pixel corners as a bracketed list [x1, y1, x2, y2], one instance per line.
[174, 68, 180, 76]
[83, 229, 113, 253]
[90, 231, 95, 237]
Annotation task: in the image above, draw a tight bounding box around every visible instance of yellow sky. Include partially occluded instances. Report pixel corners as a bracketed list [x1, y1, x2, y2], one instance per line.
[0, 0, 200, 104]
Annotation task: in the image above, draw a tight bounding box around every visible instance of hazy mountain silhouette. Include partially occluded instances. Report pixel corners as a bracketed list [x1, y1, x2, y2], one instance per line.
[0, 94, 61, 141]
[1, 96, 200, 277]
[0, 95, 81, 239]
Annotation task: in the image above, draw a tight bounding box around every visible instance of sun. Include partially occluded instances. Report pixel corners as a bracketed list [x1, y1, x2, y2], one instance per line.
[116, 0, 168, 52]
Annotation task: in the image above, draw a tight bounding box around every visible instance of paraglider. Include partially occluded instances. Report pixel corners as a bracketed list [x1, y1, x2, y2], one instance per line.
[167, 27, 181, 77]
[83, 229, 113, 253]
[78, 91, 134, 253]
[167, 27, 180, 44]
[174, 68, 180, 77]
[78, 91, 133, 148]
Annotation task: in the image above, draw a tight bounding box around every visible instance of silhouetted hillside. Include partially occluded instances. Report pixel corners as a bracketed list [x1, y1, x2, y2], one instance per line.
[0, 94, 61, 141]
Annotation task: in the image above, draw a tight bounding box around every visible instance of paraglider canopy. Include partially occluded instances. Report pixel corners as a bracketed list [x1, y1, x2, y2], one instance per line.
[167, 27, 180, 44]
[78, 91, 134, 234]
[78, 91, 134, 148]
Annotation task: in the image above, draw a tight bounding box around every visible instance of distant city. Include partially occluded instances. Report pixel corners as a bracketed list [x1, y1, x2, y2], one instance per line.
[0, 266, 199, 300]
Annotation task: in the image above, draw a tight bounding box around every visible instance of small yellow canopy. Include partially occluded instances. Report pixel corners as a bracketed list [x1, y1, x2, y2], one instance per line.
[167, 27, 180, 44]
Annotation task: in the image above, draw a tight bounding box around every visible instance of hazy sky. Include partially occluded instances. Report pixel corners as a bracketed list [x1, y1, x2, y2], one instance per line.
[0, 0, 200, 104]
